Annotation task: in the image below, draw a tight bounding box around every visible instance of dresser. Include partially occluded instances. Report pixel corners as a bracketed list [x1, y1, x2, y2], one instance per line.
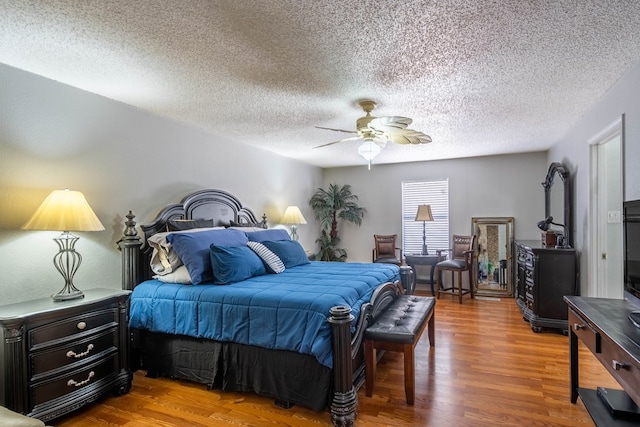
[0, 288, 132, 422]
[515, 240, 577, 333]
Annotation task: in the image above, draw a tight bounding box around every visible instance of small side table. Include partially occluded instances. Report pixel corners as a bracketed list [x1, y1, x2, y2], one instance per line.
[405, 253, 446, 295]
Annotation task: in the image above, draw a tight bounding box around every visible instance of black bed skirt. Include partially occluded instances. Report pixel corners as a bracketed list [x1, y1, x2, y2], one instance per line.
[132, 329, 332, 412]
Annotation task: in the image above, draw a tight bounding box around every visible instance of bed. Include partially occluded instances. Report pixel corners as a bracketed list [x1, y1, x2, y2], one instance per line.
[118, 189, 403, 426]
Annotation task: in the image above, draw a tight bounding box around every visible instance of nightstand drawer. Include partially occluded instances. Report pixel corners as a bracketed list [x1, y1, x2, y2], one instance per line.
[31, 352, 119, 408]
[568, 308, 600, 353]
[30, 328, 118, 379]
[29, 308, 118, 350]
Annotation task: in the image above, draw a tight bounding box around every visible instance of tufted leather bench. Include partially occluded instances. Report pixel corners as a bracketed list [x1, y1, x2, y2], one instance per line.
[364, 295, 435, 405]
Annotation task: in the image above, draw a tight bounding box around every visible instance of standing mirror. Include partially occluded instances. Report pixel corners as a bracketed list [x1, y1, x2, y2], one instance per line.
[472, 217, 514, 297]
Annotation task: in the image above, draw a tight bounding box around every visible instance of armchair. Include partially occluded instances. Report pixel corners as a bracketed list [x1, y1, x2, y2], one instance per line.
[372, 234, 402, 266]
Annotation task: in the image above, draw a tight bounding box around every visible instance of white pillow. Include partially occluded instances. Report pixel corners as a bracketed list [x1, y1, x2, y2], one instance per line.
[228, 226, 268, 233]
[153, 265, 192, 284]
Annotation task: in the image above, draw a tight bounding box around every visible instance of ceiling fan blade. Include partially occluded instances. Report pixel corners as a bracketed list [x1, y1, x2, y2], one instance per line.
[387, 130, 432, 145]
[313, 135, 362, 149]
[315, 126, 358, 134]
[368, 116, 412, 133]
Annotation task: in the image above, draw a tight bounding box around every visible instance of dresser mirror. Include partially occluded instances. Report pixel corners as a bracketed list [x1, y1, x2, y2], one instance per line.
[472, 217, 514, 296]
[542, 162, 571, 247]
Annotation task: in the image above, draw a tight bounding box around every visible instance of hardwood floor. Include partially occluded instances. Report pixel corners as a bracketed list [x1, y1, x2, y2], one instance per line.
[54, 295, 616, 426]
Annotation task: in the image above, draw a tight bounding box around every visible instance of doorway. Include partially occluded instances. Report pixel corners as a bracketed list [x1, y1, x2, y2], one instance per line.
[588, 116, 624, 298]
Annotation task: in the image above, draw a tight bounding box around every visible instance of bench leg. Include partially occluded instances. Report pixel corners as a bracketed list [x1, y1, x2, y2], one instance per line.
[403, 343, 415, 405]
[428, 312, 435, 347]
[364, 339, 375, 397]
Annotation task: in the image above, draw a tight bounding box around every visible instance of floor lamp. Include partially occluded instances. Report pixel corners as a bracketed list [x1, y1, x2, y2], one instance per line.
[415, 204, 434, 255]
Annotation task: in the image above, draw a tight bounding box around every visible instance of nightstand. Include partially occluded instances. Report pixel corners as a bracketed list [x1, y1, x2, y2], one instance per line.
[0, 288, 132, 423]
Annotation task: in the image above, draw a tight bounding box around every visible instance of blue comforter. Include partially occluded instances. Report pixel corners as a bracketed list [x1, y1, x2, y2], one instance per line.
[129, 261, 399, 368]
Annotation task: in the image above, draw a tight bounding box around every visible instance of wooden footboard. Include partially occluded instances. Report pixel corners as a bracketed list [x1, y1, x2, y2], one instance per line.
[118, 198, 402, 427]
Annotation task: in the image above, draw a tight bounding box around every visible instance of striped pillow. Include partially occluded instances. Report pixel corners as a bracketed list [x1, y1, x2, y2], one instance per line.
[247, 241, 286, 273]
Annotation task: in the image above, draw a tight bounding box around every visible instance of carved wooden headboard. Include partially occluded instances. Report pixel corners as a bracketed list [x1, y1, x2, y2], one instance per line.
[118, 189, 267, 289]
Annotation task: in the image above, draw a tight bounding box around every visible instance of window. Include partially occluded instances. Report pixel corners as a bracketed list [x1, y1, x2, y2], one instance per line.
[401, 179, 450, 256]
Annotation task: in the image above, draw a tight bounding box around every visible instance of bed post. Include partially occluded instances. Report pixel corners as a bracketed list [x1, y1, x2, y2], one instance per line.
[117, 210, 142, 291]
[328, 305, 357, 427]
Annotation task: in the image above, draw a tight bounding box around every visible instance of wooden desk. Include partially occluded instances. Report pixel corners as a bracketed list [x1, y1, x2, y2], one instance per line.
[405, 254, 445, 296]
[564, 296, 640, 426]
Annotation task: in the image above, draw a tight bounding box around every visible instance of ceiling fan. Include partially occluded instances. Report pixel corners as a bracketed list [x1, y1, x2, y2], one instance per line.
[314, 100, 432, 168]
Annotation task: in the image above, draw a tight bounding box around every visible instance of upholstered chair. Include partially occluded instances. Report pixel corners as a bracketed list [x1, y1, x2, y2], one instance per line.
[435, 234, 476, 303]
[372, 234, 402, 266]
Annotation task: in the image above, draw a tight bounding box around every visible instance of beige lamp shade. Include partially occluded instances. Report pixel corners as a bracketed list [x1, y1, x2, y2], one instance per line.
[281, 206, 307, 225]
[22, 189, 105, 232]
[415, 204, 434, 222]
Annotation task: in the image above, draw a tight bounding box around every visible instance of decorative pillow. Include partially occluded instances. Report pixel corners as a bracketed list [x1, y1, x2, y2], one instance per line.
[147, 227, 225, 275]
[246, 229, 291, 243]
[209, 244, 266, 285]
[167, 228, 249, 284]
[262, 240, 310, 268]
[167, 218, 214, 231]
[153, 265, 192, 284]
[247, 241, 286, 273]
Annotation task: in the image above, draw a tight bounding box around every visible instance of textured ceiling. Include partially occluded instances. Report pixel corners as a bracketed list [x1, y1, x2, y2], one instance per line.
[2, 1, 640, 168]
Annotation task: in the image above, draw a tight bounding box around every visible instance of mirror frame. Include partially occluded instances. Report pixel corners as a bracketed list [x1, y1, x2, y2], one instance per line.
[542, 162, 571, 247]
[472, 216, 515, 297]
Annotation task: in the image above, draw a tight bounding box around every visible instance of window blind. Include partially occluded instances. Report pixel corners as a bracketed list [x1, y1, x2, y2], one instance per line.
[401, 179, 450, 256]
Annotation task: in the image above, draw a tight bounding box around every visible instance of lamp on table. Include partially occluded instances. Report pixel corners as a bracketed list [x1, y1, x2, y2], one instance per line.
[281, 205, 307, 241]
[22, 189, 105, 301]
[536, 215, 571, 249]
[415, 204, 434, 255]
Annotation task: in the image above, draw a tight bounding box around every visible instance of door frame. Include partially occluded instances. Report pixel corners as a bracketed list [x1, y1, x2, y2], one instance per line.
[588, 115, 624, 297]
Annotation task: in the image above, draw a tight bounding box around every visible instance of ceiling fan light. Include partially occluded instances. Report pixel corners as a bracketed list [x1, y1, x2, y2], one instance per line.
[357, 140, 382, 161]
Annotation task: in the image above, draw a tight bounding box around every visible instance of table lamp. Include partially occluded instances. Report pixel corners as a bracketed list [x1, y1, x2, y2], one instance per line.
[22, 189, 105, 301]
[281, 206, 307, 241]
[415, 204, 434, 255]
[536, 215, 571, 249]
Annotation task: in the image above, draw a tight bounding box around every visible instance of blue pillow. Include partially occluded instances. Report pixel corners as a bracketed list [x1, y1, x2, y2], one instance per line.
[167, 228, 248, 284]
[246, 229, 291, 242]
[262, 240, 310, 268]
[209, 245, 266, 285]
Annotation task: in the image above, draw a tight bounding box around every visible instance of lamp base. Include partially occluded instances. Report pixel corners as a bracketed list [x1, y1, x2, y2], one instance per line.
[289, 225, 299, 241]
[52, 286, 85, 301]
[51, 232, 85, 301]
[421, 244, 429, 256]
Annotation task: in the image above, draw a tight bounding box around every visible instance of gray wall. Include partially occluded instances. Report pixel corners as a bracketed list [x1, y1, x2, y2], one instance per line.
[548, 60, 640, 296]
[0, 64, 322, 304]
[3, 56, 640, 305]
[322, 152, 547, 263]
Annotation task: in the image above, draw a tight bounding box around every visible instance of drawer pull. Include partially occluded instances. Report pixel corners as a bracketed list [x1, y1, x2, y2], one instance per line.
[612, 360, 630, 370]
[77, 321, 87, 330]
[67, 371, 95, 387]
[573, 323, 586, 331]
[66, 344, 94, 359]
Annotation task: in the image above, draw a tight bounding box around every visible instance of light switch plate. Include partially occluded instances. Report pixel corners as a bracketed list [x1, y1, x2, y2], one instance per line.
[608, 210, 621, 223]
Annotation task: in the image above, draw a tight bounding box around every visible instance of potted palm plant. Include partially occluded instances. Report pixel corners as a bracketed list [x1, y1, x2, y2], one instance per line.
[309, 183, 366, 261]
